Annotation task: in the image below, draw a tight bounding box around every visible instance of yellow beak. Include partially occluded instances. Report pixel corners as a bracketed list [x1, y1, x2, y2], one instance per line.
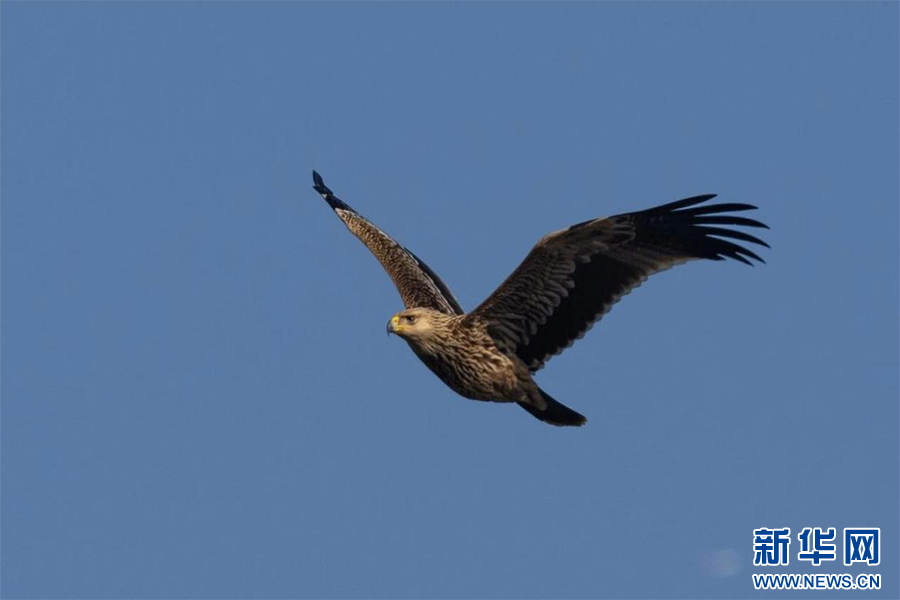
[387, 315, 401, 335]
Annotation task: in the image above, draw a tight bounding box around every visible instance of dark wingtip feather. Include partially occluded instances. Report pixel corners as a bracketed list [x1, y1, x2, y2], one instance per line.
[312, 170, 330, 195]
[634, 193, 769, 266]
[681, 202, 761, 217]
[311, 171, 353, 212]
[650, 194, 718, 213]
[693, 215, 770, 229]
[709, 236, 767, 265]
[699, 226, 771, 249]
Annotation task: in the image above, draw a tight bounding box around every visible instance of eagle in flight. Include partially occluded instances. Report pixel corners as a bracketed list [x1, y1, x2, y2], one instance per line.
[312, 171, 767, 427]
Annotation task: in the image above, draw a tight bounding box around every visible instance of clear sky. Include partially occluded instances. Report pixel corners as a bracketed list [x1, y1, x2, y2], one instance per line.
[2, 3, 897, 599]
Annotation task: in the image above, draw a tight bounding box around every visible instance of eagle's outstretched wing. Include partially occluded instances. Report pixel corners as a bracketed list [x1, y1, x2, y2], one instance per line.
[468, 195, 768, 372]
[313, 171, 464, 315]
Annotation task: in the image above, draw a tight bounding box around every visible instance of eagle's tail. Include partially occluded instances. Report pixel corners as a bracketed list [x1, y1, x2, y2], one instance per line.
[518, 389, 587, 427]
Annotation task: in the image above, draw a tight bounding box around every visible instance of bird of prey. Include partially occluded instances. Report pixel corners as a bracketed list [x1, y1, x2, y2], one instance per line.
[312, 171, 767, 427]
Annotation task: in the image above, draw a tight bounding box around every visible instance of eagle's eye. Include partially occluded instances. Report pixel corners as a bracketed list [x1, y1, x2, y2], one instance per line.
[405, 315, 417, 325]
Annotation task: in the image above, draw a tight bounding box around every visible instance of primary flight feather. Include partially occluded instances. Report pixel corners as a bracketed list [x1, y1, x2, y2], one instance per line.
[312, 171, 768, 427]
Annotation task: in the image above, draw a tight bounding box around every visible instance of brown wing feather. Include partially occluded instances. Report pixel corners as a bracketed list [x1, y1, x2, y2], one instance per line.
[469, 194, 768, 371]
[313, 172, 464, 315]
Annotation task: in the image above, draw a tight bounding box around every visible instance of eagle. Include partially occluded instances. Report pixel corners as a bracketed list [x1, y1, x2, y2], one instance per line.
[312, 171, 767, 427]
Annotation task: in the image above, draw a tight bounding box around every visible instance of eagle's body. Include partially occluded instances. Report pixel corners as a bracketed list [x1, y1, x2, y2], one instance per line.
[406, 313, 525, 400]
[312, 171, 768, 427]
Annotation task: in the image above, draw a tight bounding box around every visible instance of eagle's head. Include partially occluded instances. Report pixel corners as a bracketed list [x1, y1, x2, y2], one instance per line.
[386, 307, 451, 343]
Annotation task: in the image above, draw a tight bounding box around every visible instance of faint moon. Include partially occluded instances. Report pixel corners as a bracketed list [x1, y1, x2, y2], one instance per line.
[700, 548, 742, 578]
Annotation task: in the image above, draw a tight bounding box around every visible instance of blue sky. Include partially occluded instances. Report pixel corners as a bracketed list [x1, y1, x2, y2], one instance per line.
[2, 3, 897, 599]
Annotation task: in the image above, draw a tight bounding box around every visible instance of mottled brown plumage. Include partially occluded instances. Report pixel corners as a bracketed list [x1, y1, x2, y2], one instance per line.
[313, 171, 768, 427]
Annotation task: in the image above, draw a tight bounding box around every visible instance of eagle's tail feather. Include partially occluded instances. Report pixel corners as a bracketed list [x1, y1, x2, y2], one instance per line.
[518, 389, 587, 427]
